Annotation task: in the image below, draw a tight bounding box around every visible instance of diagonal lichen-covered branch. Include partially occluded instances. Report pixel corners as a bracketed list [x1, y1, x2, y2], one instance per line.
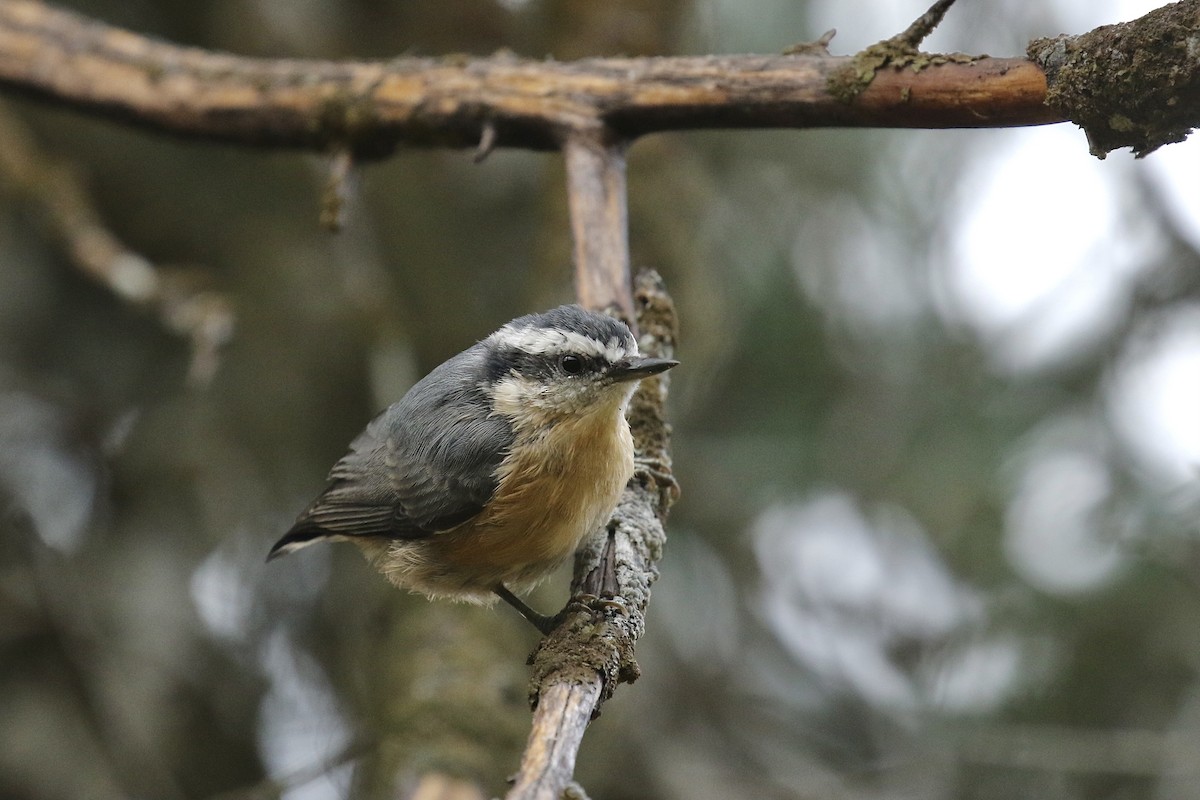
[508, 271, 678, 800]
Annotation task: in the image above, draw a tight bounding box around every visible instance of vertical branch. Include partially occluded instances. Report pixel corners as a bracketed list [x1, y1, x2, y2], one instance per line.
[563, 134, 633, 319]
[506, 122, 676, 800]
[507, 271, 679, 800]
[506, 131, 641, 800]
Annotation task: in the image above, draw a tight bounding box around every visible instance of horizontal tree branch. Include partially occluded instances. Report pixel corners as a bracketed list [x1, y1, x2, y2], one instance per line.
[0, 0, 1060, 158]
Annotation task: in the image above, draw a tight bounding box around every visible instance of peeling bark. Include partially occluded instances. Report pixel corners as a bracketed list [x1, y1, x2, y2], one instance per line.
[1029, 0, 1200, 158]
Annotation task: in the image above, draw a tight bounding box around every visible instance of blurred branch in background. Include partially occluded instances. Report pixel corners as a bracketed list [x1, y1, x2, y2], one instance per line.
[960, 723, 1200, 777]
[0, 102, 233, 385]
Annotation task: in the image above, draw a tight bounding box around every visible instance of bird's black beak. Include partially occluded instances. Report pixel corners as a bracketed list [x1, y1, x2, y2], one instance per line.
[611, 356, 679, 382]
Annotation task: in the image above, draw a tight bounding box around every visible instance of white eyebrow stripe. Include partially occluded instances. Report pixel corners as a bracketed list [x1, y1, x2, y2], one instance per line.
[490, 326, 634, 362]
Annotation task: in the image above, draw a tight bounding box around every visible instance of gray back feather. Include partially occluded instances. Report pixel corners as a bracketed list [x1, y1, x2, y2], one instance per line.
[283, 343, 514, 544]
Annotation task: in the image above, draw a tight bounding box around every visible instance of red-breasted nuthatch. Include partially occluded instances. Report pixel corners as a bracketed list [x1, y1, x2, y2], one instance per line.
[268, 305, 677, 633]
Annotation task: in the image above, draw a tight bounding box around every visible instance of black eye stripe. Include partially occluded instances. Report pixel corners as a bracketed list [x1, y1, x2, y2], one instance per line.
[485, 345, 609, 382]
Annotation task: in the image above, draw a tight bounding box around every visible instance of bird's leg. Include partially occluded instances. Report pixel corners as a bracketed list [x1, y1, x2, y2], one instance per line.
[495, 584, 559, 635]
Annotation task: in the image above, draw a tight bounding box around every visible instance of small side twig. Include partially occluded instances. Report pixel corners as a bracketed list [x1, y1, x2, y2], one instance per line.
[891, 0, 959, 50]
[828, 0, 972, 104]
[473, 120, 498, 163]
[204, 738, 373, 800]
[0, 102, 234, 385]
[782, 29, 837, 57]
[319, 146, 355, 232]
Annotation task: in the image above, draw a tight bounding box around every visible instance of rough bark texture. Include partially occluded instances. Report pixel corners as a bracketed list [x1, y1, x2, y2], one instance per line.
[1028, 0, 1200, 158]
[0, 0, 1060, 160]
[508, 271, 677, 800]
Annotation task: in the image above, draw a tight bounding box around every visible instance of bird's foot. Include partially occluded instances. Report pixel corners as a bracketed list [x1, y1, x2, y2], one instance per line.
[632, 457, 680, 504]
[570, 592, 630, 619]
[494, 584, 561, 635]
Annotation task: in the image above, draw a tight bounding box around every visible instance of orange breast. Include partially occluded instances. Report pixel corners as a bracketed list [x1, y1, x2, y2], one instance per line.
[436, 407, 634, 588]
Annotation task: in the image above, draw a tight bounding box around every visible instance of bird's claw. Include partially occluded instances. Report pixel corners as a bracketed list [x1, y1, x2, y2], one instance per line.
[569, 592, 630, 620]
[633, 458, 680, 504]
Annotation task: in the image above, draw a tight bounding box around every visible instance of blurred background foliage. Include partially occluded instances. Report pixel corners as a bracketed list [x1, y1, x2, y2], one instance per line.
[2, 0, 1200, 798]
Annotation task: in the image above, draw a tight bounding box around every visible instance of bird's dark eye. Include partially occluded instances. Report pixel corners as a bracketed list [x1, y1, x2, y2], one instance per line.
[560, 354, 584, 375]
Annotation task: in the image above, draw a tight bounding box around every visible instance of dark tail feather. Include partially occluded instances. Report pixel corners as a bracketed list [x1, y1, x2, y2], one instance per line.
[266, 523, 332, 562]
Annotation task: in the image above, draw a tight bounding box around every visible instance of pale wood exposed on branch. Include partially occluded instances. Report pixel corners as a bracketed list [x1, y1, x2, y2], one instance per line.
[0, 0, 1060, 159]
[507, 681, 603, 800]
